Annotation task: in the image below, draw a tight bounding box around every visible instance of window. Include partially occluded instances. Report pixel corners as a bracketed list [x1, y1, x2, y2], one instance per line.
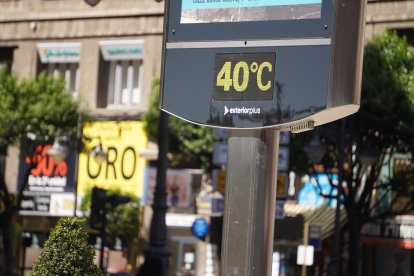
[98, 40, 144, 109]
[37, 43, 81, 99]
[44, 63, 80, 99]
[106, 60, 142, 106]
[0, 47, 15, 72]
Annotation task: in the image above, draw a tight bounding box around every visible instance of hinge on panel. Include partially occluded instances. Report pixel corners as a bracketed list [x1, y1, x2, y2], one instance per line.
[290, 121, 315, 133]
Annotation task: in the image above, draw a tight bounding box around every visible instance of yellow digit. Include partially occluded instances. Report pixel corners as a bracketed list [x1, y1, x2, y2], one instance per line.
[257, 62, 272, 91]
[233, 61, 249, 92]
[216, 61, 232, 91]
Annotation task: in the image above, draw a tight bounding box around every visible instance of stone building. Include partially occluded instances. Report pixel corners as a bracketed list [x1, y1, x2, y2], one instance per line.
[1, 0, 414, 275]
[0, 0, 165, 274]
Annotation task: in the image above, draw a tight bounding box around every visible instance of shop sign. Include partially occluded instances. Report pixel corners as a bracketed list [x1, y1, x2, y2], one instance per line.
[17, 144, 77, 216]
[77, 121, 148, 199]
[37, 43, 81, 63]
[361, 219, 414, 242]
[143, 168, 194, 208]
[100, 40, 144, 61]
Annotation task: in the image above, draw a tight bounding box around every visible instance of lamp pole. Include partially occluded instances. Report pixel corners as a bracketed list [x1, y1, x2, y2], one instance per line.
[329, 119, 345, 276]
[138, 111, 170, 276]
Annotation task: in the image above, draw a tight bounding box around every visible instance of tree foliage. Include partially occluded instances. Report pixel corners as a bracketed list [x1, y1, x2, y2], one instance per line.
[143, 78, 214, 171]
[80, 188, 140, 243]
[292, 30, 414, 275]
[350, 29, 414, 153]
[0, 69, 81, 154]
[30, 217, 102, 276]
[0, 68, 19, 153]
[0, 68, 84, 276]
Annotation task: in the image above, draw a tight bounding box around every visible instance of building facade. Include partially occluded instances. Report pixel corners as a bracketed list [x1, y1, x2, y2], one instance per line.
[0, 0, 164, 190]
[0, 0, 166, 274]
[1, 0, 414, 275]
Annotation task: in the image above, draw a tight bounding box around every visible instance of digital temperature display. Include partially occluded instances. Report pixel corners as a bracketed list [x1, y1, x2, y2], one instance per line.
[213, 53, 276, 101]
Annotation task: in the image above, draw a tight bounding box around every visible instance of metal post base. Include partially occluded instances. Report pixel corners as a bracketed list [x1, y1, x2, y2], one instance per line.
[137, 247, 170, 276]
[221, 129, 280, 276]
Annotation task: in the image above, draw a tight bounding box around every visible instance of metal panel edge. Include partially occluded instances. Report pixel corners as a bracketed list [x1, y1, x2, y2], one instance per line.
[166, 38, 332, 49]
[327, 0, 367, 111]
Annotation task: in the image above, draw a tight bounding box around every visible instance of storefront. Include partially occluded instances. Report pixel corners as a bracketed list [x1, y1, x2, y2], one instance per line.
[361, 216, 414, 276]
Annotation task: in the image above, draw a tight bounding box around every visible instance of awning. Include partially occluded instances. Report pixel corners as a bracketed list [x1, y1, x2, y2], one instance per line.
[283, 201, 347, 240]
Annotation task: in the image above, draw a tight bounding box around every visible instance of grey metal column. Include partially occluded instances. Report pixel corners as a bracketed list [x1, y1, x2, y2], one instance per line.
[221, 129, 280, 276]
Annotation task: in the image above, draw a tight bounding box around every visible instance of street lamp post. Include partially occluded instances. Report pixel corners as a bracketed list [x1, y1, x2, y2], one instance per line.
[138, 111, 170, 276]
[304, 120, 345, 276]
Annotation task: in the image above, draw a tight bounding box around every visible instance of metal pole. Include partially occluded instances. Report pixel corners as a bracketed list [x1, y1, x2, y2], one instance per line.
[138, 111, 170, 276]
[99, 209, 107, 272]
[302, 222, 310, 276]
[73, 112, 82, 217]
[221, 129, 280, 276]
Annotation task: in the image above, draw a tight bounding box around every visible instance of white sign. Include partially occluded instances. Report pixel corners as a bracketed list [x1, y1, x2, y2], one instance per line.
[166, 213, 198, 227]
[37, 43, 81, 63]
[296, 245, 314, 266]
[100, 40, 144, 61]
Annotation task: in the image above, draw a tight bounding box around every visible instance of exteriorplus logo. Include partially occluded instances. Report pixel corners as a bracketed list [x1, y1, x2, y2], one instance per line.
[224, 106, 261, 116]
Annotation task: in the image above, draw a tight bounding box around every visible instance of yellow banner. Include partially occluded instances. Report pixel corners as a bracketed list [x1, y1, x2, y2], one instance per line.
[77, 121, 148, 198]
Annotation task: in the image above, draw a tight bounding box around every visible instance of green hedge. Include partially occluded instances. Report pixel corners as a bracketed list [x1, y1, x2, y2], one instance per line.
[31, 217, 102, 276]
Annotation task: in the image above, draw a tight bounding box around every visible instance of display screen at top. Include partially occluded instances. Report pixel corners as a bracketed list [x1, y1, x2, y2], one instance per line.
[181, 0, 322, 24]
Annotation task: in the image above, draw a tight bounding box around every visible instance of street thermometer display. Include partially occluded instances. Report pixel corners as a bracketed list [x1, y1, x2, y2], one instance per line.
[213, 53, 275, 101]
[160, 0, 367, 130]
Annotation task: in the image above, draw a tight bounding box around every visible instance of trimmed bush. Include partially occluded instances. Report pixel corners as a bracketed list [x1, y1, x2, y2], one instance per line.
[30, 217, 102, 276]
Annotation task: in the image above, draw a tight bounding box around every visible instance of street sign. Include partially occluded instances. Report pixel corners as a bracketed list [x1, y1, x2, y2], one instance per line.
[296, 245, 314, 266]
[309, 224, 322, 251]
[191, 218, 209, 239]
[160, 0, 366, 130]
